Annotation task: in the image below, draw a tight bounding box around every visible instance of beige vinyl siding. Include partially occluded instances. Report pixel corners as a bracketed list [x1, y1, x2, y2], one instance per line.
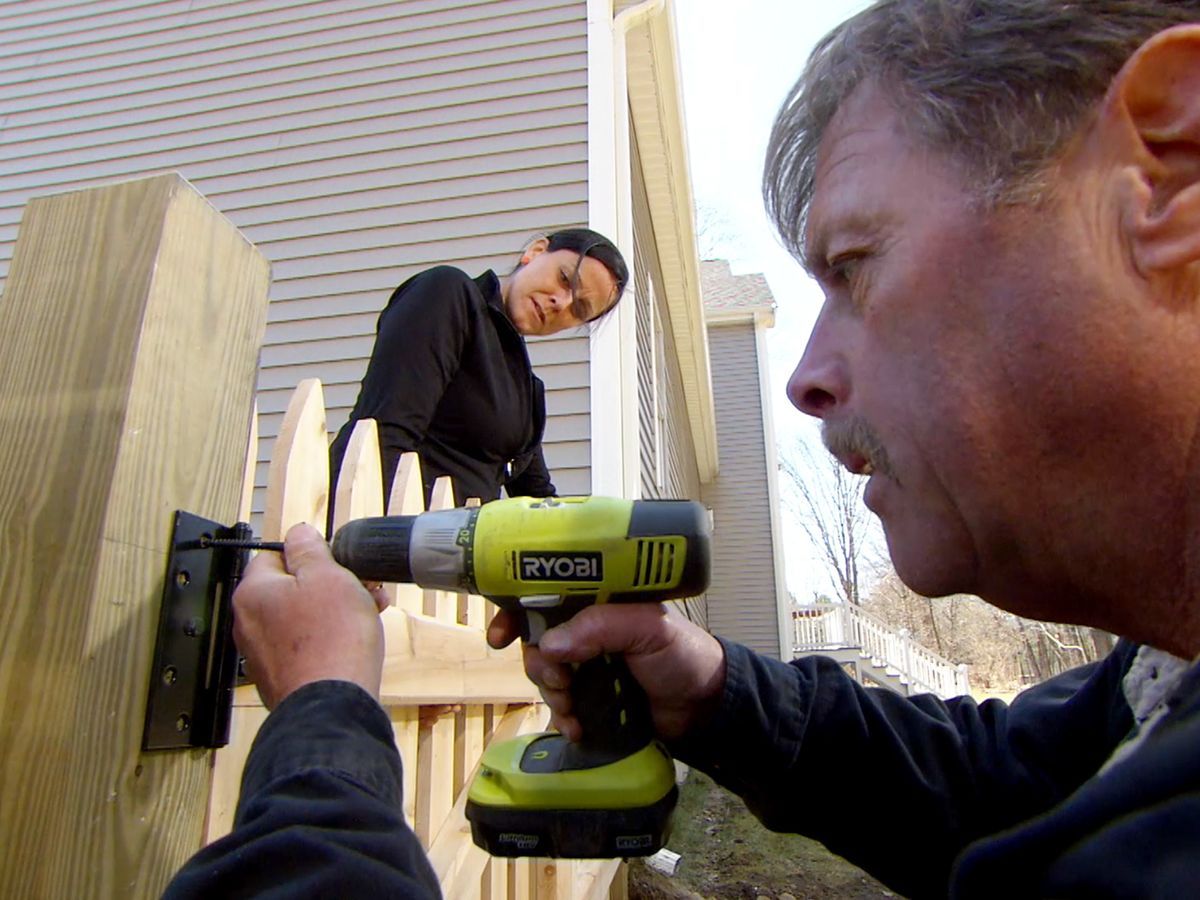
[701, 323, 783, 658]
[1, 0, 594, 511]
[634, 238, 660, 497]
[631, 146, 700, 504]
[630, 137, 706, 626]
[650, 295, 705, 627]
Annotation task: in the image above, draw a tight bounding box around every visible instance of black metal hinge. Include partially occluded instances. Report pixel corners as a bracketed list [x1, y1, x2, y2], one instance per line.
[141, 511, 252, 751]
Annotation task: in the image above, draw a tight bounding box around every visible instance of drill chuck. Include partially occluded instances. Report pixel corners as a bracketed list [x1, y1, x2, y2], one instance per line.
[331, 507, 478, 588]
[330, 515, 416, 583]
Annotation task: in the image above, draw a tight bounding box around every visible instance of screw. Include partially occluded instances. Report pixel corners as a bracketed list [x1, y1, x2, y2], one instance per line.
[161, 666, 178, 686]
[175, 714, 190, 733]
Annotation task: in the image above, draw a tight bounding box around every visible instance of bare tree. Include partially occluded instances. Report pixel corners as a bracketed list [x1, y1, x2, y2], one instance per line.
[779, 436, 878, 606]
[865, 569, 1115, 691]
[694, 201, 747, 261]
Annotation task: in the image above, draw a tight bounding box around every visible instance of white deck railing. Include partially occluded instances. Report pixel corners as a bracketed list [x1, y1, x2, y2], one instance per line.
[792, 603, 970, 699]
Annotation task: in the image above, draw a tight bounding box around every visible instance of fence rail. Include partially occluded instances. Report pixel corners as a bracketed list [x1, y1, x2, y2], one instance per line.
[792, 603, 970, 699]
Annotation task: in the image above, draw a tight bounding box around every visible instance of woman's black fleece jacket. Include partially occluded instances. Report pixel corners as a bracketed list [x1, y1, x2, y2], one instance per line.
[329, 266, 555, 510]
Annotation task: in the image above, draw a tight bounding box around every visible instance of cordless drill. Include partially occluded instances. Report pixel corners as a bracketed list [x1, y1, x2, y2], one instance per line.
[330, 495, 711, 858]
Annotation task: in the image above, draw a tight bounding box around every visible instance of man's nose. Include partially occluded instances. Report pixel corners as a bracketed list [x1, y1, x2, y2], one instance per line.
[787, 318, 849, 419]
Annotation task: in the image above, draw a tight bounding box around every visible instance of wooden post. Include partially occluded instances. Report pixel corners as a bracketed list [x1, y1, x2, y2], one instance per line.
[0, 174, 269, 898]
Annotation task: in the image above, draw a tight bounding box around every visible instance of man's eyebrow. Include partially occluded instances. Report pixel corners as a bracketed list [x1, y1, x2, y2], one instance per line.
[803, 212, 885, 276]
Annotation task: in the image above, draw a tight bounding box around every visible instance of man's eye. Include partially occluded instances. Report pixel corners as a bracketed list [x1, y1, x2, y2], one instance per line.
[829, 254, 864, 282]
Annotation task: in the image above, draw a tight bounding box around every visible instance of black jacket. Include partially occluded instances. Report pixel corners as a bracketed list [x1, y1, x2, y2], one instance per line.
[329, 267, 555, 510]
[672, 639, 1200, 899]
[163, 681, 439, 899]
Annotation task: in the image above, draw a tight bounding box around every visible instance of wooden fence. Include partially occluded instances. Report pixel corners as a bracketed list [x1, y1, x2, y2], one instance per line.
[207, 377, 628, 899]
[792, 603, 970, 699]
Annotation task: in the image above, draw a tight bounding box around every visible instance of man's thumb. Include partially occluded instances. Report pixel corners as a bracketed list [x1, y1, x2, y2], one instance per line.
[282, 522, 333, 573]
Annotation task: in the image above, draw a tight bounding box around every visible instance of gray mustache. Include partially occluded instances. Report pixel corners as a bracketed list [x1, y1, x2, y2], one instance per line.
[822, 418, 895, 480]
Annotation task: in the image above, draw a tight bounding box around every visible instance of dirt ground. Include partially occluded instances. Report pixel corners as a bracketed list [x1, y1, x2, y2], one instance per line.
[629, 771, 898, 900]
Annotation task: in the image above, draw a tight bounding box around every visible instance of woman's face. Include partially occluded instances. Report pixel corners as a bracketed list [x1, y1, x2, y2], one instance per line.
[502, 240, 619, 336]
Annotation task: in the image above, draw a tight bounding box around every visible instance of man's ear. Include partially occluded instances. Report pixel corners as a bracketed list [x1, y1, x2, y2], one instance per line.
[1109, 24, 1200, 274]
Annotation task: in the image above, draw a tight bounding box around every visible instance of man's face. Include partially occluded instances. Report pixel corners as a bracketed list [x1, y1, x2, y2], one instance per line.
[787, 83, 1162, 612]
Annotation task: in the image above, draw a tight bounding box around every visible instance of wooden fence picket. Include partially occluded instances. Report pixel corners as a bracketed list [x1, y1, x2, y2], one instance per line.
[430, 703, 549, 895]
[330, 416, 384, 533]
[387, 451, 426, 614]
[261, 377, 329, 541]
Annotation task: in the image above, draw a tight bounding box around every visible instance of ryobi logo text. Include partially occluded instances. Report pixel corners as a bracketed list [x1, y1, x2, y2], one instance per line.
[518, 551, 603, 582]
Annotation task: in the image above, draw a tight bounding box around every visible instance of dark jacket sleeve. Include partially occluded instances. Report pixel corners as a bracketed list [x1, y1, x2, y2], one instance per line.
[504, 443, 556, 498]
[669, 639, 1136, 900]
[361, 267, 477, 451]
[163, 681, 440, 900]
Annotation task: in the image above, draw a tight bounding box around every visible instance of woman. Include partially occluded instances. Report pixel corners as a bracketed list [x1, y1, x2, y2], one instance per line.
[329, 228, 628, 512]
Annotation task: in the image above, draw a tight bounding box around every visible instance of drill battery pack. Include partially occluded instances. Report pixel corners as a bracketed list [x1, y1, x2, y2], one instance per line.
[465, 732, 678, 858]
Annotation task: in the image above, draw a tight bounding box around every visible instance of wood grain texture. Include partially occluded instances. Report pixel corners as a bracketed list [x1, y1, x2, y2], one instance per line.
[430, 704, 543, 894]
[204, 703, 270, 843]
[511, 858, 533, 898]
[378, 612, 538, 706]
[535, 860, 575, 899]
[415, 709, 455, 847]
[261, 377, 328, 540]
[606, 863, 629, 900]
[578, 860, 624, 900]
[484, 856, 508, 900]
[391, 706, 420, 828]
[330, 416, 383, 534]
[0, 174, 269, 898]
[386, 450, 425, 613]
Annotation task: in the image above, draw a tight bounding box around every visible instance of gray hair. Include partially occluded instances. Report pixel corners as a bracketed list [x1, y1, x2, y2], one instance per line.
[763, 0, 1200, 262]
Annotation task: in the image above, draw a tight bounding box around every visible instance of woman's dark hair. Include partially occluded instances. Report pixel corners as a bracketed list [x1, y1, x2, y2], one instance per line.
[544, 227, 629, 322]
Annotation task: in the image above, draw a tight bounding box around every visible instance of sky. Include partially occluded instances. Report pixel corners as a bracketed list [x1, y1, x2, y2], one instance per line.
[673, 0, 875, 600]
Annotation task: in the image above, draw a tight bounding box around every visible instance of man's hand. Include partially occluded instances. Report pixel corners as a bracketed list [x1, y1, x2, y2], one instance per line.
[233, 523, 392, 710]
[486, 603, 727, 742]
